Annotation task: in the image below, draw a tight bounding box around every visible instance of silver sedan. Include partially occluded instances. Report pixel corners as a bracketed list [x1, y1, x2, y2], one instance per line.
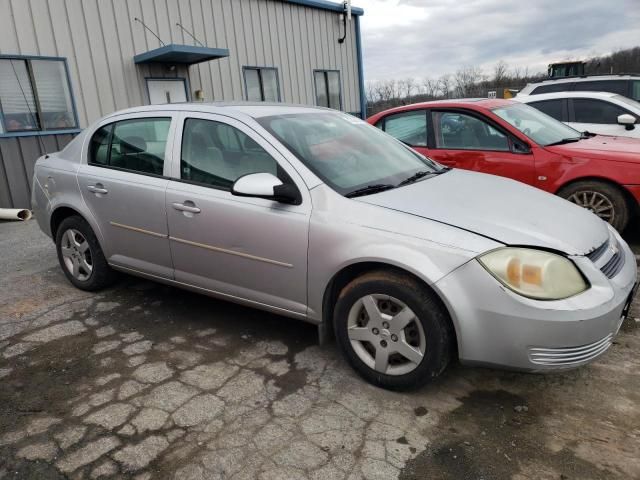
[32, 103, 638, 390]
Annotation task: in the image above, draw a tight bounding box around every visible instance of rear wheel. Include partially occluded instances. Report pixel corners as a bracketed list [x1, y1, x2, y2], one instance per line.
[333, 270, 453, 390]
[55, 216, 117, 291]
[558, 180, 629, 232]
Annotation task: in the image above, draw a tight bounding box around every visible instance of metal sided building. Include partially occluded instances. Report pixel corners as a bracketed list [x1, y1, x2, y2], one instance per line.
[0, 0, 365, 209]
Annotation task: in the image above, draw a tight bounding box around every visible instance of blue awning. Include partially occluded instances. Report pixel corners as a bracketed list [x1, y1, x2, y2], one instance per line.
[134, 44, 230, 65]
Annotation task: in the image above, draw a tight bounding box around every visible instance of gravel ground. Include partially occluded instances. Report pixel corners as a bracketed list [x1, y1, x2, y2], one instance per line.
[0, 219, 638, 480]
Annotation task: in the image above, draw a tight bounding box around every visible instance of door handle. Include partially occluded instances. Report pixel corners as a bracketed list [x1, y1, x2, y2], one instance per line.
[87, 184, 108, 195]
[172, 201, 201, 214]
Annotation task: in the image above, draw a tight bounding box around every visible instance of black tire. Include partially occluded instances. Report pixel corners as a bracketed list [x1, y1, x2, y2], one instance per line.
[558, 180, 630, 232]
[333, 270, 453, 391]
[55, 216, 117, 291]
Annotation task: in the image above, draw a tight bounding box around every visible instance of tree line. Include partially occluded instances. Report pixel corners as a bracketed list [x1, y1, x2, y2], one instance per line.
[365, 46, 640, 116]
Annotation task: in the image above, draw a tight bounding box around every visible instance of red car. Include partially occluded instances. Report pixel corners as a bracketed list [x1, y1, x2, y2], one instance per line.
[368, 99, 640, 231]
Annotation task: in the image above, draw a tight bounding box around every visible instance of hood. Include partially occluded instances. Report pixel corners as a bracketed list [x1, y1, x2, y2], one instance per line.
[545, 135, 640, 164]
[357, 169, 608, 255]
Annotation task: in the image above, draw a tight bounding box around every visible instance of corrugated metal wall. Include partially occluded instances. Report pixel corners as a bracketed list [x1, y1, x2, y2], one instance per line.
[0, 134, 73, 208]
[0, 0, 361, 127]
[0, 0, 362, 208]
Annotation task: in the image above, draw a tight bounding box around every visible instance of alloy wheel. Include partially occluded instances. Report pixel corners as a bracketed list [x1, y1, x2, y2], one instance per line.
[567, 190, 615, 223]
[60, 229, 93, 281]
[347, 294, 426, 375]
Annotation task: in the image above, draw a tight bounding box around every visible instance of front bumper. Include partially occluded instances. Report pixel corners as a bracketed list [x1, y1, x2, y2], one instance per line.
[434, 230, 637, 371]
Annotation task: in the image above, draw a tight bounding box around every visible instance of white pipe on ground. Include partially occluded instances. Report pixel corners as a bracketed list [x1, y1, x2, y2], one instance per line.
[0, 208, 32, 221]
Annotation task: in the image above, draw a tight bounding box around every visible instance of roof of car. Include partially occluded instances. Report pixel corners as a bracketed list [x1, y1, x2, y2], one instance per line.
[528, 74, 640, 85]
[516, 91, 619, 101]
[367, 98, 515, 120]
[102, 102, 333, 120]
[519, 74, 640, 95]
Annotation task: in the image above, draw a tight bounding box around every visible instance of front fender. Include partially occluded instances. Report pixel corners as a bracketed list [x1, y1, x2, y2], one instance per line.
[305, 190, 501, 322]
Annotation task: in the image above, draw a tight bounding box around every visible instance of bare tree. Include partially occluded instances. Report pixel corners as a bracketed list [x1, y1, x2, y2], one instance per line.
[403, 78, 417, 102]
[454, 66, 484, 97]
[365, 81, 378, 104]
[422, 77, 440, 99]
[493, 60, 508, 87]
[437, 75, 452, 99]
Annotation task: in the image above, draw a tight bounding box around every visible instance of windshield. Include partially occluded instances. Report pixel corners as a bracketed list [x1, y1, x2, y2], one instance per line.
[493, 103, 581, 146]
[257, 112, 442, 195]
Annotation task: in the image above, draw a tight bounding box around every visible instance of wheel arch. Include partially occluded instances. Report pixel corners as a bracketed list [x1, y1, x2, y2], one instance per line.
[320, 261, 459, 355]
[50, 205, 105, 248]
[555, 176, 638, 217]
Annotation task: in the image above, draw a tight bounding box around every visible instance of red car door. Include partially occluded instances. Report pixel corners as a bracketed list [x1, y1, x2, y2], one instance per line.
[425, 109, 537, 185]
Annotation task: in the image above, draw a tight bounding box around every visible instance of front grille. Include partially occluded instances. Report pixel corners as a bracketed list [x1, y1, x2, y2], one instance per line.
[586, 240, 608, 262]
[585, 236, 625, 279]
[601, 247, 624, 278]
[529, 334, 613, 366]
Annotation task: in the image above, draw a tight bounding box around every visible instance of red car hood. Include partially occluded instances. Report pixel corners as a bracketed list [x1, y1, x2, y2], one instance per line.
[545, 135, 640, 163]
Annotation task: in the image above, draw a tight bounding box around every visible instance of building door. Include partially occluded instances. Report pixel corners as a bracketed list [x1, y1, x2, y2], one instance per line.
[147, 79, 187, 105]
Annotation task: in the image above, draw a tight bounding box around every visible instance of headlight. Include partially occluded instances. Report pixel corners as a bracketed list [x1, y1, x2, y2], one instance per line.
[478, 248, 588, 300]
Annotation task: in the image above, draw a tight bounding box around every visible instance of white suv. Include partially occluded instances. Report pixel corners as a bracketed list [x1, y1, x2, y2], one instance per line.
[515, 91, 640, 139]
[518, 74, 640, 101]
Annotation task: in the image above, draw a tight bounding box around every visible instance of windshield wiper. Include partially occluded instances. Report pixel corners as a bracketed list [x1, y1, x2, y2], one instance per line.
[397, 170, 435, 187]
[546, 137, 581, 146]
[581, 131, 596, 138]
[398, 167, 450, 187]
[345, 184, 396, 198]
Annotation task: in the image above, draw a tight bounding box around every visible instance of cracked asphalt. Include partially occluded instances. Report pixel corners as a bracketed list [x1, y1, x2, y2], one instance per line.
[0, 220, 638, 480]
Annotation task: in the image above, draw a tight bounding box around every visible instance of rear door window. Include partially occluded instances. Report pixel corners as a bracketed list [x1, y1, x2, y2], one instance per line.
[571, 99, 631, 124]
[528, 99, 566, 121]
[88, 117, 171, 176]
[382, 110, 428, 147]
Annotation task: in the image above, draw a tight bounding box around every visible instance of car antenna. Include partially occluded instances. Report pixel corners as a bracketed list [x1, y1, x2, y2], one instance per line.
[7, 59, 48, 156]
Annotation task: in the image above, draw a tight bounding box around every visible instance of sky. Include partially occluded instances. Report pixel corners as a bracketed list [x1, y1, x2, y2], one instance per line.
[358, 0, 640, 82]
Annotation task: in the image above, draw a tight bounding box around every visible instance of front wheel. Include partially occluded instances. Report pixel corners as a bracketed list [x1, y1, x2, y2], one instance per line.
[333, 270, 453, 390]
[55, 216, 117, 291]
[558, 181, 630, 232]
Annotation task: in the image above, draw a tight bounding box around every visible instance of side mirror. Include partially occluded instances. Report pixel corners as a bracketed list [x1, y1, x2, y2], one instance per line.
[617, 113, 636, 130]
[231, 172, 301, 205]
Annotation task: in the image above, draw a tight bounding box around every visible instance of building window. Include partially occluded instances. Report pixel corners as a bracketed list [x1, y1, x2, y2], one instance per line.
[0, 56, 78, 135]
[314, 70, 341, 110]
[243, 67, 280, 102]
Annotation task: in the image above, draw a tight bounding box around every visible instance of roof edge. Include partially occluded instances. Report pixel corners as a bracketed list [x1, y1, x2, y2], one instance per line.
[284, 0, 364, 15]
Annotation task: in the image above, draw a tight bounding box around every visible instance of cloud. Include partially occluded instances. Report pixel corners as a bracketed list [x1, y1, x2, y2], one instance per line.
[359, 0, 640, 81]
